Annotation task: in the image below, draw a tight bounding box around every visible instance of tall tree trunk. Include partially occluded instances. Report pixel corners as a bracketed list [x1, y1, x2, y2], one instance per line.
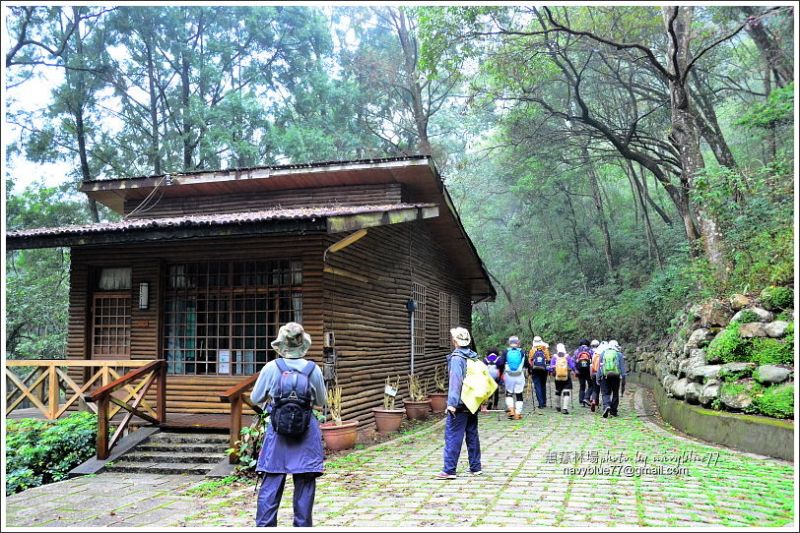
[630, 163, 664, 269]
[741, 6, 792, 87]
[764, 66, 778, 162]
[69, 8, 99, 222]
[145, 39, 161, 175]
[180, 49, 192, 170]
[664, 6, 729, 278]
[584, 147, 614, 273]
[394, 9, 432, 155]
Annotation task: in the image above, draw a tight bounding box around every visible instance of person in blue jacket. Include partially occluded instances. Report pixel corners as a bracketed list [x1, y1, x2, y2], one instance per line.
[250, 322, 328, 527]
[435, 327, 482, 480]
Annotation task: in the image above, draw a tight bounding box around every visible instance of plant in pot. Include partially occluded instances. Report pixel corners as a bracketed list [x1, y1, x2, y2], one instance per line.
[429, 364, 449, 413]
[404, 373, 431, 420]
[320, 385, 359, 451]
[372, 375, 405, 434]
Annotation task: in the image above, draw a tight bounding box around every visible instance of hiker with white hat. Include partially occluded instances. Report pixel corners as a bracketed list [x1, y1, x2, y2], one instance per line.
[597, 340, 627, 418]
[527, 336, 550, 410]
[500, 335, 528, 420]
[435, 327, 483, 480]
[548, 343, 577, 414]
[250, 322, 328, 527]
[588, 339, 602, 411]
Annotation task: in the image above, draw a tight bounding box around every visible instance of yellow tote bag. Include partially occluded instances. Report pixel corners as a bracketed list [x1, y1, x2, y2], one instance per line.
[461, 358, 499, 414]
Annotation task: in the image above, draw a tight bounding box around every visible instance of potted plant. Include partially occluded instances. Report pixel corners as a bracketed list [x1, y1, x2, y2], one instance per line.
[320, 385, 358, 451]
[403, 373, 431, 420]
[372, 375, 405, 434]
[429, 364, 449, 413]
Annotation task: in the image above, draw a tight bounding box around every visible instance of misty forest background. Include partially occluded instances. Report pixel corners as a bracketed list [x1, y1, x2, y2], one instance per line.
[4, 6, 795, 358]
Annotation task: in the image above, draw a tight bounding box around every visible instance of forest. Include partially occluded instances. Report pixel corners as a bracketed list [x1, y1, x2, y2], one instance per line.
[4, 5, 795, 357]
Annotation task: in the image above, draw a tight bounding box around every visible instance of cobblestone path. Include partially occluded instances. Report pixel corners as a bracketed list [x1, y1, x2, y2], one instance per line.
[5, 385, 795, 528]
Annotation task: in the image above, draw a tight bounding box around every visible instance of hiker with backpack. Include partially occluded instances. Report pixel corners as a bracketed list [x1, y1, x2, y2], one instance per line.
[435, 327, 486, 480]
[588, 339, 602, 411]
[528, 336, 550, 410]
[500, 335, 528, 420]
[597, 340, 627, 418]
[483, 347, 503, 410]
[250, 322, 328, 527]
[549, 343, 576, 414]
[573, 339, 594, 408]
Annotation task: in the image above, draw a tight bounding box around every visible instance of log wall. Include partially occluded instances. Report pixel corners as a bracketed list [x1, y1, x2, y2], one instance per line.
[68, 233, 326, 414]
[322, 221, 472, 426]
[123, 183, 402, 218]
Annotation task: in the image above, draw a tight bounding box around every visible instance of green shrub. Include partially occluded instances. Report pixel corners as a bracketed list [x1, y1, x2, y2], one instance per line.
[752, 383, 794, 419]
[760, 286, 794, 311]
[733, 310, 760, 323]
[226, 412, 268, 474]
[750, 337, 794, 366]
[707, 322, 749, 363]
[5, 412, 98, 495]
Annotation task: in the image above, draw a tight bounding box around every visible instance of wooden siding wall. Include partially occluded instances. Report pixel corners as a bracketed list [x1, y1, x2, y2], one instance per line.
[123, 183, 402, 218]
[322, 221, 471, 426]
[68, 234, 326, 414]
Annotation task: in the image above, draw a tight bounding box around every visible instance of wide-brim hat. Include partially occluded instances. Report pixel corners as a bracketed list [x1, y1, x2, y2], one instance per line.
[271, 322, 312, 359]
[533, 336, 543, 343]
[556, 343, 567, 354]
[451, 327, 472, 347]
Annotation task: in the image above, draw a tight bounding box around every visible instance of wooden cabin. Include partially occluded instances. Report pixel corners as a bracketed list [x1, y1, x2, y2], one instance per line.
[6, 156, 495, 425]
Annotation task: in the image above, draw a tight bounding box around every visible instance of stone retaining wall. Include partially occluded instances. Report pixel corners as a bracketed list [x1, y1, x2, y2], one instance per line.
[630, 372, 794, 462]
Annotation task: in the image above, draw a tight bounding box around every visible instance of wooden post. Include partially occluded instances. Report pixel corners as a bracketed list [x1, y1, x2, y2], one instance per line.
[229, 394, 243, 464]
[96, 395, 109, 460]
[156, 362, 167, 423]
[48, 363, 58, 420]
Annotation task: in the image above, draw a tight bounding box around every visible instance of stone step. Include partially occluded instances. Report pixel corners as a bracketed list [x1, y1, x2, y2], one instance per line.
[104, 461, 215, 476]
[122, 451, 227, 464]
[146, 432, 230, 444]
[136, 442, 228, 453]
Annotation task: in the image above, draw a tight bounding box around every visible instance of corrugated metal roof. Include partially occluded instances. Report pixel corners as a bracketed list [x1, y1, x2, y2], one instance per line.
[7, 203, 434, 240]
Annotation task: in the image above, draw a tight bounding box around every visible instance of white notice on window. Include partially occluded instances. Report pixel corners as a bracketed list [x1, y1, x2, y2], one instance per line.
[218, 350, 231, 374]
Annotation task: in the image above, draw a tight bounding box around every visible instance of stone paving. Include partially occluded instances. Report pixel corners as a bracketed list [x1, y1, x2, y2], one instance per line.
[5, 385, 795, 528]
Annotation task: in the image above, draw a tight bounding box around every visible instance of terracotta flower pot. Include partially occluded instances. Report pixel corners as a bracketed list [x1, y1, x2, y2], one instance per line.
[372, 408, 404, 434]
[429, 392, 448, 413]
[404, 399, 431, 420]
[320, 420, 359, 451]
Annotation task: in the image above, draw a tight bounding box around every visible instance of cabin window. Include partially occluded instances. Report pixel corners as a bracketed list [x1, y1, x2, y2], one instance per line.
[164, 260, 302, 375]
[450, 294, 460, 330]
[412, 283, 426, 357]
[439, 291, 450, 348]
[91, 293, 132, 359]
[91, 267, 132, 359]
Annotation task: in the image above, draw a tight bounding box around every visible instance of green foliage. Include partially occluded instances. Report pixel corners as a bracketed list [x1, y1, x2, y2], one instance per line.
[707, 322, 748, 364]
[185, 476, 241, 498]
[226, 413, 268, 473]
[752, 384, 794, 419]
[733, 310, 760, 323]
[759, 286, 793, 310]
[736, 83, 794, 129]
[6, 412, 98, 495]
[749, 338, 794, 366]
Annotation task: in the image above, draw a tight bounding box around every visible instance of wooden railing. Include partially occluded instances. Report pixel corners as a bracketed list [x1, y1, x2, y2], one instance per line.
[84, 360, 167, 459]
[220, 375, 263, 463]
[5, 360, 154, 420]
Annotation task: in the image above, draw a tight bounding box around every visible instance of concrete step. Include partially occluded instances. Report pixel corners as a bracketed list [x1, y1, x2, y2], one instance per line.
[122, 451, 227, 464]
[104, 461, 214, 476]
[136, 442, 228, 453]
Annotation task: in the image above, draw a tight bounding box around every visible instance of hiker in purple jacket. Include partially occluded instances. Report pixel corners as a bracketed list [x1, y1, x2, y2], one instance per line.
[549, 343, 577, 414]
[572, 339, 594, 407]
[483, 347, 502, 410]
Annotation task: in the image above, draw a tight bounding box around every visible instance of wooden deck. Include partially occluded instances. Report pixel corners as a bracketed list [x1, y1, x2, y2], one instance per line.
[7, 408, 249, 433]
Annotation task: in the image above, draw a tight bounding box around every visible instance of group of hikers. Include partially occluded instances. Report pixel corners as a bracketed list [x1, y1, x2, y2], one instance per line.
[249, 322, 628, 525]
[482, 335, 628, 419]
